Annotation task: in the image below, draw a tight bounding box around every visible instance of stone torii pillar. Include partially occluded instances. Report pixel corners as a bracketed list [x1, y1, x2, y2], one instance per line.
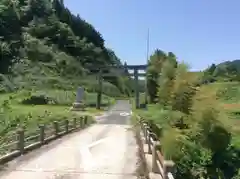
[134, 68, 140, 109]
[96, 69, 103, 110]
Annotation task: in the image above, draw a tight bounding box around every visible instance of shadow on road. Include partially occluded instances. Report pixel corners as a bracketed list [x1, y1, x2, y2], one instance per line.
[97, 114, 129, 125]
[96, 100, 132, 125]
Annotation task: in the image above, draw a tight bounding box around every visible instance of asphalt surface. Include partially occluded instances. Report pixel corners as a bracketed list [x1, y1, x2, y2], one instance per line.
[0, 100, 138, 179]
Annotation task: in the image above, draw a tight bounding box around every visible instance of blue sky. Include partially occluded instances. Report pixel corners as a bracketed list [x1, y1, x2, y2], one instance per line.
[65, 0, 240, 71]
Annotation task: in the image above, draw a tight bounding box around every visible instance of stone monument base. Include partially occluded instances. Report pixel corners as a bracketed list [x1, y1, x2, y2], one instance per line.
[70, 102, 86, 111]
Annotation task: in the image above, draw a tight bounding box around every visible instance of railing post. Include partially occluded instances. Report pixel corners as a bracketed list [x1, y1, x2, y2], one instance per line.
[80, 117, 84, 128]
[140, 118, 144, 130]
[39, 124, 45, 145]
[53, 121, 59, 136]
[143, 123, 147, 143]
[77, 118, 80, 128]
[152, 141, 160, 173]
[84, 116, 88, 126]
[164, 160, 175, 179]
[88, 116, 93, 124]
[147, 130, 152, 154]
[157, 126, 163, 139]
[73, 118, 77, 129]
[17, 128, 24, 155]
[65, 120, 69, 133]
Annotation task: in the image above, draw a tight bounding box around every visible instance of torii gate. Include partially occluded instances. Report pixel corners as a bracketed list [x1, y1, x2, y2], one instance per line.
[86, 64, 148, 109]
[127, 65, 148, 109]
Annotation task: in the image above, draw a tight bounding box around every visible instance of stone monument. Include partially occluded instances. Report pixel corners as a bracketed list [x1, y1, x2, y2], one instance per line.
[70, 87, 86, 111]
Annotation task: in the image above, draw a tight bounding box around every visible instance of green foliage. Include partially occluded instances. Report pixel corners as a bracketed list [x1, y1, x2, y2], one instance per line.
[0, 88, 109, 151]
[0, 0, 134, 96]
[141, 48, 240, 179]
[0, 101, 93, 145]
[0, 0, 22, 74]
[157, 60, 177, 106]
[202, 60, 240, 83]
[21, 94, 50, 105]
[171, 64, 197, 115]
[216, 83, 240, 103]
[146, 49, 167, 103]
[147, 49, 178, 103]
[3, 90, 113, 107]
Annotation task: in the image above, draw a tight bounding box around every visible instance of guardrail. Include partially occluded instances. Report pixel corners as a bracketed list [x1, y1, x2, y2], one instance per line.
[0, 115, 91, 164]
[137, 116, 175, 179]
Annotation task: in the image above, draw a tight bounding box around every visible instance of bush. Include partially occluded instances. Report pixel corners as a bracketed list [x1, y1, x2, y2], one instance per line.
[0, 74, 16, 93]
[139, 58, 240, 179]
[21, 94, 51, 105]
[216, 84, 240, 102]
[0, 103, 94, 147]
[17, 90, 113, 107]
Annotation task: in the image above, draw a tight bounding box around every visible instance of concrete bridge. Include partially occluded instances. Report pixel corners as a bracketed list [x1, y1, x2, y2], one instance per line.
[0, 101, 137, 179]
[0, 64, 175, 179]
[0, 100, 175, 179]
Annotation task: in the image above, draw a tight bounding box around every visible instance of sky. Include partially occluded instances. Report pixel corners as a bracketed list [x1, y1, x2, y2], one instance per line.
[65, 0, 240, 71]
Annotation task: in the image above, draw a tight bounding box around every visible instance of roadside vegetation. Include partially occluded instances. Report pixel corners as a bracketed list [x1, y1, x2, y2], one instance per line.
[136, 49, 240, 179]
[0, 0, 136, 151]
[1, 1, 239, 178]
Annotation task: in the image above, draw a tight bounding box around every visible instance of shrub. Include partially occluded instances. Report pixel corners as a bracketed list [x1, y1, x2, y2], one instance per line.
[139, 57, 240, 179]
[21, 94, 50, 105]
[17, 90, 113, 107]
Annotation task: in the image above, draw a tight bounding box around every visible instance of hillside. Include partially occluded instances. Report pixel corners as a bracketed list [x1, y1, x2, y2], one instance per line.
[0, 0, 132, 155]
[202, 59, 240, 83]
[217, 59, 240, 73]
[0, 0, 133, 97]
[136, 48, 240, 179]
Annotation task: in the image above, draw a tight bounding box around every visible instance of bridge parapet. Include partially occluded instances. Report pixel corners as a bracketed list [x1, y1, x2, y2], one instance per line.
[0, 116, 92, 164]
[137, 116, 175, 179]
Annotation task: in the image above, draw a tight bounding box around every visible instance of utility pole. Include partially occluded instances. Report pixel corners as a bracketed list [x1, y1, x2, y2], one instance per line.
[145, 28, 150, 108]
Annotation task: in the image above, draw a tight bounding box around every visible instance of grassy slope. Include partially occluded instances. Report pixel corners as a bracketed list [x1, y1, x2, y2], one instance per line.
[0, 90, 114, 145]
[0, 90, 113, 116]
[200, 82, 240, 114]
[135, 81, 240, 149]
[199, 82, 240, 146]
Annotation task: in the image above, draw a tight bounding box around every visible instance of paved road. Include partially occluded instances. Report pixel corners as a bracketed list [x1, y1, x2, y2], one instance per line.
[0, 100, 138, 179]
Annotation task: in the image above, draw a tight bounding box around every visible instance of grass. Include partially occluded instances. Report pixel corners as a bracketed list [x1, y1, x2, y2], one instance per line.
[0, 89, 113, 118]
[195, 82, 240, 146]
[0, 102, 97, 155]
[199, 82, 240, 115]
[0, 89, 114, 151]
[135, 81, 240, 151]
[0, 89, 114, 106]
[0, 90, 111, 127]
[4, 104, 103, 116]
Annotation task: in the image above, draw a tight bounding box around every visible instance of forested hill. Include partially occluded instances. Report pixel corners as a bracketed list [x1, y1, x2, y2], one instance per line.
[202, 60, 240, 83]
[0, 0, 134, 96]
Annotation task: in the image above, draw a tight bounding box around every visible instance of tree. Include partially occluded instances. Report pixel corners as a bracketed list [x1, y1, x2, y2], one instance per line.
[0, 0, 22, 73]
[157, 59, 177, 106]
[147, 49, 167, 103]
[208, 63, 217, 75]
[0, 0, 132, 97]
[172, 63, 196, 115]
